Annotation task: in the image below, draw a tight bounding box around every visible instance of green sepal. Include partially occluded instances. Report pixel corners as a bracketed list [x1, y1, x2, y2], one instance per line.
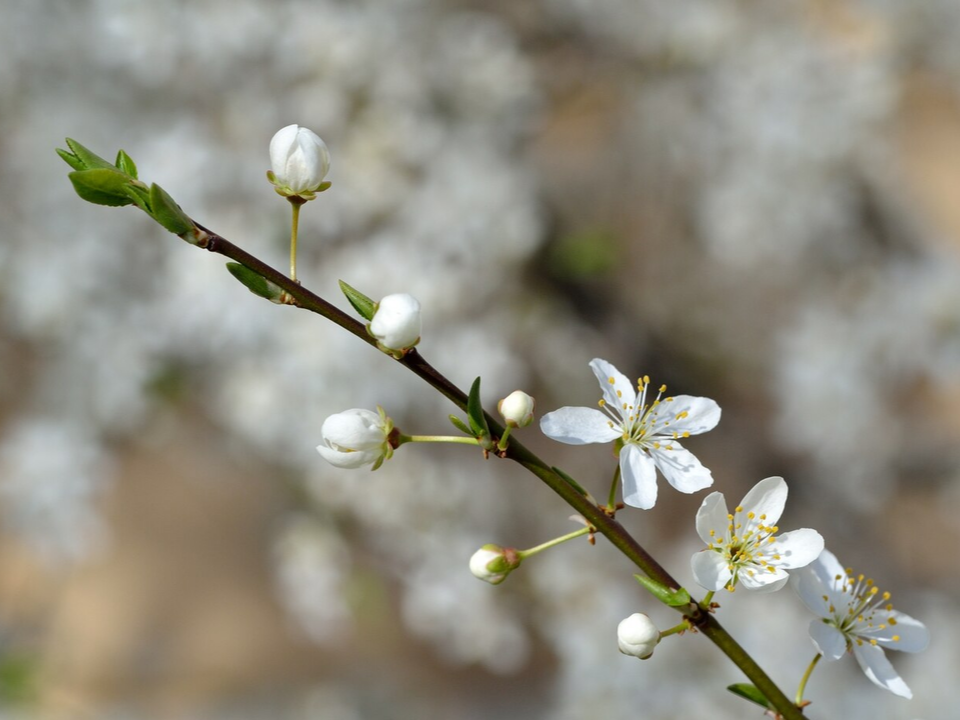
[148, 183, 194, 235]
[551, 466, 590, 497]
[633, 575, 692, 607]
[726, 684, 774, 711]
[226, 263, 284, 303]
[339, 280, 377, 320]
[448, 415, 473, 436]
[58, 138, 116, 171]
[67, 168, 135, 207]
[115, 149, 138, 178]
[466, 377, 491, 440]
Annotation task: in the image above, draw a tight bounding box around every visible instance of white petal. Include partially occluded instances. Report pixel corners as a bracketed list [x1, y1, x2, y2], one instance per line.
[791, 565, 832, 617]
[852, 642, 913, 698]
[540, 407, 620, 445]
[316, 443, 377, 469]
[649, 443, 714, 494]
[695, 491, 729, 545]
[866, 611, 930, 654]
[809, 619, 847, 660]
[659, 395, 721, 435]
[269, 124, 300, 173]
[738, 476, 787, 527]
[321, 409, 385, 450]
[738, 567, 789, 593]
[620, 444, 658, 509]
[691, 549, 730, 591]
[768, 529, 824, 570]
[589, 358, 637, 418]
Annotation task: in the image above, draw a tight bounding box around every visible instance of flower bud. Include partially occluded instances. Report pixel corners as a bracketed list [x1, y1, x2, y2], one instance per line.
[469, 544, 521, 585]
[369, 294, 421, 352]
[316, 408, 392, 470]
[498, 390, 535, 428]
[268, 124, 331, 200]
[617, 613, 660, 659]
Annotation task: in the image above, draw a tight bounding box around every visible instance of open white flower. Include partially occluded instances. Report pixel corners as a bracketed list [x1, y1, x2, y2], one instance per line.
[691, 476, 823, 592]
[316, 408, 393, 470]
[540, 358, 720, 509]
[791, 548, 929, 698]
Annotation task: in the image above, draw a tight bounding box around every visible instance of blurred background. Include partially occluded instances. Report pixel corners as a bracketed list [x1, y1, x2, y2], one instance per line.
[1, 0, 958, 717]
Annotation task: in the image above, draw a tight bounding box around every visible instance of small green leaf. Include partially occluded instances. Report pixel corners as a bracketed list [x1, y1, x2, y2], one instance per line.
[68, 168, 135, 207]
[56, 147, 86, 171]
[115, 149, 138, 178]
[551, 466, 591, 497]
[467, 377, 490, 439]
[62, 138, 116, 170]
[148, 183, 194, 235]
[226, 263, 284, 303]
[339, 280, 377, 320]
[449, 415, 473, 436]
[726, 684, 774, 710]
[633, 575, 692, 607]
[123, 183, 151, 213]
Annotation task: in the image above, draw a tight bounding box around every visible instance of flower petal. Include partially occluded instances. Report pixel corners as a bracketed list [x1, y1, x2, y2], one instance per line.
[589, 358, 637, 418]
[738, 566, 789, 592]
[540, 407, 621, 445]
[852, 641, 913, 698]
[791, 564, 832, 617]
[649, 443, 714, 494]
[808, 618, 847, 660]
[691, 549, 730, 591]
[738, 476, 787, 528]
[620, 444, 658, 509]
[768, 528, 824, 570]
[316, 443, 377, 469]
[863, 611, 930, 654]
[695, 491, 729, 545]
[657, 395, 721, 436]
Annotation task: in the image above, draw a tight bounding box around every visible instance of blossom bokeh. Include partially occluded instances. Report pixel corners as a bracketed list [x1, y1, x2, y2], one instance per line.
[1, 1, 959, 717]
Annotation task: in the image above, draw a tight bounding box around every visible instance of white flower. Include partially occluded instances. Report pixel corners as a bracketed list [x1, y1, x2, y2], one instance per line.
[469, 544, 520, 585]
[617, 613, 661, 659]
[539, 358, 720, 509]
[690, 476, 824, 593]
[268, 124, 331, 199]
[316, 408, 392, 470]
[498, 390, 536, 428]
[370, 293, 422, 352]
[791, 548, 929, 698]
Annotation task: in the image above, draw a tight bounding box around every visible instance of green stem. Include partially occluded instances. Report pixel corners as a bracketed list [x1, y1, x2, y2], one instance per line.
[607, 466, 621, 510]
[183, 221, 807, 720]
[795, 653, 821, 706]
[660, 619, 691, 638]
[289, 200, 302, 282]
[700, 590, 715, 610]
[518, 526, 590, 558]
[399, 434, 481, 446]
[497, 426, 514, 451]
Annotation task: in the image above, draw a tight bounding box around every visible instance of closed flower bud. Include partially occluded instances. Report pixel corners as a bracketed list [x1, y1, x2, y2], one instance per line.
[498, 390, 536, 428]
[469, 544, 521, 585]
[617, 613, 661, 659]
[316, 408, 393, 470]
[369, 293, 422, 352]
[268, 124, 331, 200]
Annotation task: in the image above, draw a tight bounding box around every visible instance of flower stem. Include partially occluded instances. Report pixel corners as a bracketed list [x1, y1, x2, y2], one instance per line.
[518, 526, 590, 559]
[700, 590, 715, 610]
[497, 426, 514, 452]
[660, 619, 691, 638]
[399, 433, 481, 446]
[795, 653, 821, 706]
[289, 200, 302, 282]
[607, 466, 621, 510]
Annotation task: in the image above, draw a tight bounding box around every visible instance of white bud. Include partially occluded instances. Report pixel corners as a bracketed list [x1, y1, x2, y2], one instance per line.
[469, 544, 519, 585]
[617, 613, 660, 659]
[316, 408, 391, 470]
[498, 390, 536, 428]
[269, 124, 330, 199]
[370, 294, 422, 352]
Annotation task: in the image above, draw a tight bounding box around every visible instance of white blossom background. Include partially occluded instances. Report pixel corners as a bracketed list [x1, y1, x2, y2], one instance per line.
[1, 0, 958, 718]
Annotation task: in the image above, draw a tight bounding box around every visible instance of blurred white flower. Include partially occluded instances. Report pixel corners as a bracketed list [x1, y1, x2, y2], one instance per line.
[617, 613, 660, 659]
[691, 476, 823, 593]
[268, 124, 330, 199]
[792, 548, 929, 698]
[369, 293, 421, 352]
[540, 358, 720, 509]
[316, 407, 392, 470]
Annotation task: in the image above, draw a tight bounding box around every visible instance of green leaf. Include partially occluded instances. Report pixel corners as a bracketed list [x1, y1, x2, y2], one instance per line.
[633, 575, 692, 607]
[115, 149, 138, 178]
[551, 466, 591, 497]
[448, 414, 473, 436]
[726, 684, 774, 711]
[467, 377, 490, 440]
[123, 183, 151, 213]
[68, 168, 135, 207]
[148, 183, 194, 235]
[226, 262, 284, 303]
[56, 147, 86, 171]
[61, 138, 116, 170]
[339, 280, 377, 320]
